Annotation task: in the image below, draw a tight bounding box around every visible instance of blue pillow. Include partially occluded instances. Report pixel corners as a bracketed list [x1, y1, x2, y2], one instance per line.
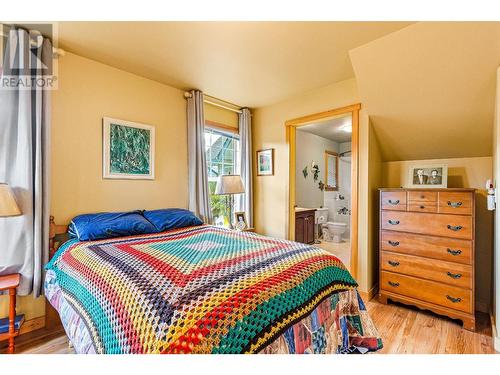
[143, 208, 203, 232]
[68, 210, 157, 241]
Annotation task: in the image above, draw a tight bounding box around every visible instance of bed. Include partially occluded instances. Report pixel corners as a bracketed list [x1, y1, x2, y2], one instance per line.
[45, 220, 382, 354]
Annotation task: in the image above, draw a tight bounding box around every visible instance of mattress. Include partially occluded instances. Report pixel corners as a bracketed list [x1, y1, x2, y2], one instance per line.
[45, 225, 382, 354]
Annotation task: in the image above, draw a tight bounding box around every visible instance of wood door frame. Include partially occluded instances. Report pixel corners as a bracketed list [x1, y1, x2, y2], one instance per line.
[285, 103, 361, 279]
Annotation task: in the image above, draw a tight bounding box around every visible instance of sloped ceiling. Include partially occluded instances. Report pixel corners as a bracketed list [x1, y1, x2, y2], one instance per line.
[57, 22, 412, 107]
[350, 22, 500, 161]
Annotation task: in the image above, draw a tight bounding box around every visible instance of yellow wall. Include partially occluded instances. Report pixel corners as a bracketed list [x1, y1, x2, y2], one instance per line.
[358, 119, 383, 294]
[382, 156, 493, 312]
[51, 52, 188, 223]
[252, 78, 381, 292]
[1, 52, 189, 321]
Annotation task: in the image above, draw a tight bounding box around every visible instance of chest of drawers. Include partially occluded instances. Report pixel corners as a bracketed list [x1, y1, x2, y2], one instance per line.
[378, 188, 475, 331]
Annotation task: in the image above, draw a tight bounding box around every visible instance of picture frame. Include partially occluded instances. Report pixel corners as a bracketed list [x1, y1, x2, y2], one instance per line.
[103, 117, 155, 180]
[234, 211, 248, 230]
[406, 164, 448, 188]
[257, 148, 274, 176]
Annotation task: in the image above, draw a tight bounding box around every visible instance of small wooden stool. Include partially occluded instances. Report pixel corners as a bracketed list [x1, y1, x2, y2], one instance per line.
[0, 274, 23, 354]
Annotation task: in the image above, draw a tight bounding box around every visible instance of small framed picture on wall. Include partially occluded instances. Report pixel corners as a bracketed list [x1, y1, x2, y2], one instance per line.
[257, 148, 274, 176]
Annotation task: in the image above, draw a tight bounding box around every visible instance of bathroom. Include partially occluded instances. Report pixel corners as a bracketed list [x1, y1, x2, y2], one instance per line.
[294, 113, 352, 266]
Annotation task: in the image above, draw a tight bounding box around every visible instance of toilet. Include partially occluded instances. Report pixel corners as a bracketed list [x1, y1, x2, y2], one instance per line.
[314, 207, 347, 243]
[322, 222, 347, 243]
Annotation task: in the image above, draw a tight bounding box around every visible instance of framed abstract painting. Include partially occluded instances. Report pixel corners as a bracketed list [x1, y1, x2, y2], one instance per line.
[102, 117, 155, 179]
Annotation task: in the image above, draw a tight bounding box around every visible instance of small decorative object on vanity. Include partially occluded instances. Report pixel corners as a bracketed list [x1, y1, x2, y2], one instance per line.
[378, 188, 476, 331]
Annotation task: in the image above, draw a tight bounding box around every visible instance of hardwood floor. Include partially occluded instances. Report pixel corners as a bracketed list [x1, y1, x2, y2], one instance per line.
[2, 298, 497, 354]
[367, 299, 496, 354]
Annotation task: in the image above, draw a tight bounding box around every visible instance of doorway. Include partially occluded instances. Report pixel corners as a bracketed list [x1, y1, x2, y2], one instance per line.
[285, 104, 360, 278]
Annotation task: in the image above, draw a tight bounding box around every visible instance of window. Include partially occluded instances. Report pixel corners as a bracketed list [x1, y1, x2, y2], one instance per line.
[204, 127, 240, 226]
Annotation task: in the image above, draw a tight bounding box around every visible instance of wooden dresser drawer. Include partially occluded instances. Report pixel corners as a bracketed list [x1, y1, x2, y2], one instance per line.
[408, 191, 437, 202]
[380, 230, 473, 264]
[438, 192, 473, 215]
[381, 271, 472, 313]
[381, 211, 473, 240]
[381, 191, 406, 211]
[381, 251, 472, 289]
[408, 203, 437, 213]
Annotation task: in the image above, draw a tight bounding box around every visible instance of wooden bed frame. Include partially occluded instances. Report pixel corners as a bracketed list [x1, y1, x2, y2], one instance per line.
[45, 216, 69, 329]
[49, 215, 69, 258]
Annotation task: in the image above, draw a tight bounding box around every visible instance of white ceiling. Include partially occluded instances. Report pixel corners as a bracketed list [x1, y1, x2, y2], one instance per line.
[56, 21, 412, 107]
[350, 22, 500, 161]
[298, 114, 353, 143]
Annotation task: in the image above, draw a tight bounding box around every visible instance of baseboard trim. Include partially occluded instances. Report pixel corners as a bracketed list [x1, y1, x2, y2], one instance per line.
[359, 283, 378, 302]
[490, 310, 500, 353]
[19, 316, 45, 335]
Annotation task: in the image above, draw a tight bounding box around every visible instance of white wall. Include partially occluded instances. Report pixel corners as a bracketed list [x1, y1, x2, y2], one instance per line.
[324, 141, 352, 238]
[295, 130, 338, 209]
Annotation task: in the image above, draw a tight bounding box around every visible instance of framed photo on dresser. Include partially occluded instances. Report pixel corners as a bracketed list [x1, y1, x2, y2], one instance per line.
[406, 164, 448, 188]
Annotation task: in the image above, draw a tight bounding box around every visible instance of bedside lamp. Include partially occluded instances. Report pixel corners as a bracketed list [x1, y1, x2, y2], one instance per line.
[215, 175, 245, 228]
[0, 183, 21, 217]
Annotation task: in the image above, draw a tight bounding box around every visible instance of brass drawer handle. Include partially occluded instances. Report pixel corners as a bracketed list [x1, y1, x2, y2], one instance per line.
[388, 281, 400, 287]
[388, 260, 400, 267]
[388, 240, 400, 247]
[419, 205, 425, 209]
[446, 295, 462, 303]
[447, 225, 463, 231]
[447, 201, 463, 208]
[447, 248, 462, 256]
[447, 271, 462, 279]
[388, 199, 400, 205]
[388, 220, 400, 225]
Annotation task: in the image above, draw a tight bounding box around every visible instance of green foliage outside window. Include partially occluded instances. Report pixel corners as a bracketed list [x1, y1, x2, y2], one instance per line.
[205, 128, 239, 226]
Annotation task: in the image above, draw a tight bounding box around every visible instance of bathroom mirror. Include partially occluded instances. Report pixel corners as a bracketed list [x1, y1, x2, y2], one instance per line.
[324, 150, 338, 191]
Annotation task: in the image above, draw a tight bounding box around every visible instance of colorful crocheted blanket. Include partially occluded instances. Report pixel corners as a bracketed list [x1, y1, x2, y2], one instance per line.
[46, 225, 360, 354]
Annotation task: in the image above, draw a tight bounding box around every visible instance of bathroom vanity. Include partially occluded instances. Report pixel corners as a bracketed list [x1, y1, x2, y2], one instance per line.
[295, 208, 316, 244]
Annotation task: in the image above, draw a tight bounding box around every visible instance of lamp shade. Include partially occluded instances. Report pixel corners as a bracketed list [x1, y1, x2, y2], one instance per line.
[0, 183, 21, 217]
[215, 175, 245, 195]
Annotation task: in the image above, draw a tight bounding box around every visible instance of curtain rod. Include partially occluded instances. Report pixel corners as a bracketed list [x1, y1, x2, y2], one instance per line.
[184, 91, 243, 114]
[0, 29, 65, 57]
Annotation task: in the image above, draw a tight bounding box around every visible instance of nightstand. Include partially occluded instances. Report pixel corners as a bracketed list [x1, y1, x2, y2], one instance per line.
[0, 273, 23, 354]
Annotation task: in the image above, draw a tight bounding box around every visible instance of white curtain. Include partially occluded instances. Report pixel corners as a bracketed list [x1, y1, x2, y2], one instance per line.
[187, 90, 212, 223]
[237, 108, 253, 227]
[0, 28, 52, 296]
